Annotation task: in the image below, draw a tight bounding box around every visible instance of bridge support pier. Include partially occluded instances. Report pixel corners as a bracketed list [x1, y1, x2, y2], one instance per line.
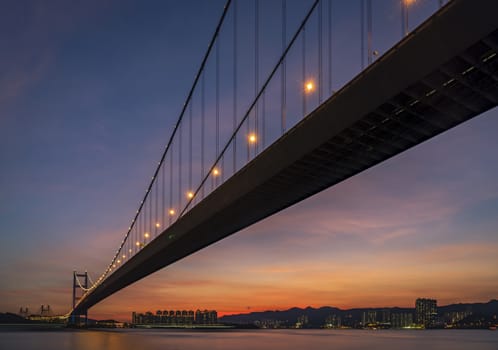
[70, 271, 89, 327]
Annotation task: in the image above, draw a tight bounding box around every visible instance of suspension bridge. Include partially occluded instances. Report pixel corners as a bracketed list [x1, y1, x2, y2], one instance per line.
[69, 0, 498, 323]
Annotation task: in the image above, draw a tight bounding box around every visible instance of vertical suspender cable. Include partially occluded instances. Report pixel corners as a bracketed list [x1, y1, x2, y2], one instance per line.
[281, 0, 286, 134]
[154, 175, 158, 235]
[201, 75, 205, 198]
[262, 89, 265, 148]
[189, 103, 192, 195]
[142, 202, 145, 242]
[169, 148, 173, 224]
[302, 25, 306, 117]
[137, 213, 140, 249]
[178, 120, 182, 211]
[132, 224, 135, 253]
[318, 0, 322, 103]
[254, 0, 259, 154]
[401, 1, 403, 37]
[144, 194, 147, 236]
[162, 160, 165, 227]
[233, 0, 237, 175]
[328, 0, 332, 95]
[361, 0, 365, 70]
[401, 1, 406, 37]
[134, 217, 137, 252]
[367, 0, 372, 65]
[405, 2, 408, 36]
[149, 191, 151, 235]
[216, 40, 220, 187]
[260, 3, 265, 148]
[147, 196, 150, 236]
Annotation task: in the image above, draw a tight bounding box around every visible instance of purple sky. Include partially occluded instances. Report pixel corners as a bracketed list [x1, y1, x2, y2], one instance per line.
[1, 0, 497, 320]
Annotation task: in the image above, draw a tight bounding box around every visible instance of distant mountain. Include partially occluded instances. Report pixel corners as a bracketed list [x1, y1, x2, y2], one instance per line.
[221, 306, 342, 326]
[220, 300, 498, 326]
[438, 299, 498, 315]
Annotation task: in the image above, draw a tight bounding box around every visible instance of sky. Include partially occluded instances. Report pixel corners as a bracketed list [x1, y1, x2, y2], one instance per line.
[1, 0, 497, 321]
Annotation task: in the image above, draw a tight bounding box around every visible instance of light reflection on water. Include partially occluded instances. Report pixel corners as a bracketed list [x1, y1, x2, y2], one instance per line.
[0, 329, 497, 350]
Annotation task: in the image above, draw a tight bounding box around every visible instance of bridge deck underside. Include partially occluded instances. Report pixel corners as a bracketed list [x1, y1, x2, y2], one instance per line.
[270, 31, 498, 198]
[74, 0, 498, 314]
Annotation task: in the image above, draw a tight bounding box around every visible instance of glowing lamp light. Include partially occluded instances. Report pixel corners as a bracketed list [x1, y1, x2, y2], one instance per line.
[305, 81, 315, 93]
[122, 255, 126, 259]
[248, 133, 257, 144]
[129, 249, 132, 253]
[135, 241, 140, 246]
[403, 0, 416, 5]
[187, 191, 194, 199]
[169, 209, 176, 216]
[144, 232, 150, 238]
[155, 222, 161, 228]
[117, 260, 121, 264]
[212, 168, 220, 176]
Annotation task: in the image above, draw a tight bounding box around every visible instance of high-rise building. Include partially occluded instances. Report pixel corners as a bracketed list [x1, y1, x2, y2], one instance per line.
[362, 311, 377, 326]
[296, 314, 309, 328]
[443, 310, 472, 325]
[415, 298, 437, 328]
[195, 309, 218, 325]
[324, 314, 341, 328]
[381, 309, 391, 324]
[391, 312, 413, 328]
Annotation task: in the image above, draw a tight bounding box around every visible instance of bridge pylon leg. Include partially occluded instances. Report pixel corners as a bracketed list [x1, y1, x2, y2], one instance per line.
[70, 271, 89, 327]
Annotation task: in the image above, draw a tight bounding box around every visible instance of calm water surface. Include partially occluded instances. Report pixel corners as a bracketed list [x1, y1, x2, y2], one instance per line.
[0, 329, 497, 350]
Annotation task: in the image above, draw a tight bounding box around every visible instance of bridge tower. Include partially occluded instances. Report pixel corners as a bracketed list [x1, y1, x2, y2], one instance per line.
[18, 307, 29, 318]
[40, 305, 52, 316]
[70, 271, 88, 326]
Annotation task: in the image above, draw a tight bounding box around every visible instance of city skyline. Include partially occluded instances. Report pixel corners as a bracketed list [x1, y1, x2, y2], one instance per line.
[9, 297, 497, 327]
[1, 0, 498, 322]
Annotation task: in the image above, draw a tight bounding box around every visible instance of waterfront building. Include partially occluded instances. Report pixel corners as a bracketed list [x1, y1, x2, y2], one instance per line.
[195, 309, 217, 325]
[415, 298, 437, 327]
[391, 313, 413, 328]
[362, 311, 377, 326]
[381, 309, 391, 324]
[324, 314, 341, 328]
[443, 310, 472, 326]
[254, 319, 286, 329]
[295, 314, 309, 328]
[132, 308, 216, 325]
